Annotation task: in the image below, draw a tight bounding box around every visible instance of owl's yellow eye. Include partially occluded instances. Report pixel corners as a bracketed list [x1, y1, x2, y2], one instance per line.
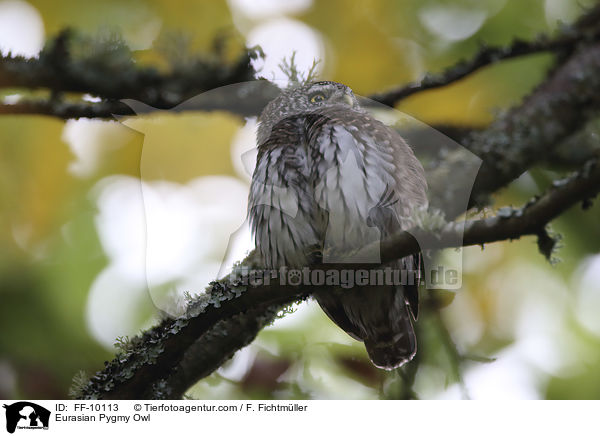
[310, 93, 326, 103]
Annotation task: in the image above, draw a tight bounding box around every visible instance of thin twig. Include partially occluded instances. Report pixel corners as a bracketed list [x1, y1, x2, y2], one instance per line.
[367, 4, 600, 107]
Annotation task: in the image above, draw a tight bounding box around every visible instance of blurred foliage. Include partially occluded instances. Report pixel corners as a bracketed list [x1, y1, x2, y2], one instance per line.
[0, 0, 599, 400]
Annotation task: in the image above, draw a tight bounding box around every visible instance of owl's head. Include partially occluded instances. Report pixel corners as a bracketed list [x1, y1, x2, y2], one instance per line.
[257, 81, 360, 144]
[297, 81, 358, 107]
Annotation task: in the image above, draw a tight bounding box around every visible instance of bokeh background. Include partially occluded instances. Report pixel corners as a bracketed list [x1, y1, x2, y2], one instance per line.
[1, 0, 600, 399]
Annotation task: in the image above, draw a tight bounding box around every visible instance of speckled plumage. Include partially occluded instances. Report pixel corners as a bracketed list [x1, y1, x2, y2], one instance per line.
[248, 81, 428, 369]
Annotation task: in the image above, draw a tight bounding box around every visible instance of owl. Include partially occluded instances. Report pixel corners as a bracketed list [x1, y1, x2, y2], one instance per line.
[248, 81, 428, 369]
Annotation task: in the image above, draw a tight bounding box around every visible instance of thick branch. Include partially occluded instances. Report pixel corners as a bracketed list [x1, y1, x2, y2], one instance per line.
[77, 159, 600, 399]
[160, 306, 280, 399]
[426, 40, 600, 217]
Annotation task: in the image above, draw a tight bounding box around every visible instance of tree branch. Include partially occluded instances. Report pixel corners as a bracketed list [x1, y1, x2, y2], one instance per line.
[426, 40, 600, 217]
[0, 29, 262, 109]
[2, 5, 600, 120]
[0, 79, 280, 119]
[77, 158, 600, 399]
[0, 99, 135, 119]
[367, 4, 600, 107]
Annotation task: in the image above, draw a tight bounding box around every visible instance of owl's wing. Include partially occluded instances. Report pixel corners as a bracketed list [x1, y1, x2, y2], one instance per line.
[367, 187, 422, 319]
[309, 110, 427, 312]
[308, 109, 428, 369]
[314, 289, 363, 341]
[386, 128, 428, 319]
[311, 123, 397, 263]
[309, 108, 428, 231]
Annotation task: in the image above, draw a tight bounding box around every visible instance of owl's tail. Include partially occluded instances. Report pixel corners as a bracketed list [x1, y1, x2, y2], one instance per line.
[363, 311, 416, 370]
[315, 286, 416, 370]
